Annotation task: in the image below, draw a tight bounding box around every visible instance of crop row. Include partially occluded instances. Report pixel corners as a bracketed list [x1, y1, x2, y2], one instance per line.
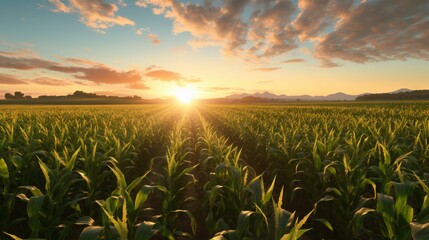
[1, 103, 429, 239]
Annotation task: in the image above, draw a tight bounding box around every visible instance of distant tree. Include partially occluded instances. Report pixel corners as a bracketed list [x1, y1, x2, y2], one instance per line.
[14, 91, 25, 99]
[68, 91, 98, 98]
[5, 93, 14, 99]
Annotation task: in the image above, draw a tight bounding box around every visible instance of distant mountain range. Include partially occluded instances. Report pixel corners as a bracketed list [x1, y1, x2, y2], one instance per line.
[226, 88, 412, 101]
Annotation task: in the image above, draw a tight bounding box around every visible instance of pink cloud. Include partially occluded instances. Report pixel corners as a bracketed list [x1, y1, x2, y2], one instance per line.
[0, 73, 29, 85]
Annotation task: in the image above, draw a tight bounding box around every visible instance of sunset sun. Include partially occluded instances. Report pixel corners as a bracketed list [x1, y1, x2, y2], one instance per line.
[174, 86, 196, 104]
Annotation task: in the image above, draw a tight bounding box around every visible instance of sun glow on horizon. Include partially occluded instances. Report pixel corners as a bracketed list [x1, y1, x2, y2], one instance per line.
[174, 86, 196, 104]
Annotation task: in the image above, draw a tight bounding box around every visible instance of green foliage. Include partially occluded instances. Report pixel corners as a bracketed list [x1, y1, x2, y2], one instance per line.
[1, 102, 429, 240]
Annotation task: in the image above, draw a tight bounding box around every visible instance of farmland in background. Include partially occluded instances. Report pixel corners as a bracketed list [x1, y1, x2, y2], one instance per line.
[1, 102, 429, 240]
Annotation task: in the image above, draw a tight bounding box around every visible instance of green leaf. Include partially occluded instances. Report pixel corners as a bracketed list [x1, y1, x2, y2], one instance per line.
[109, 165, 127, 190]
[3, 232, 23, 240]
[414, 173, 429, 195]
[171, 209, 196, 235]
[0, 158, 9, 179]
[127, 170, 150, 193]
[411, 222, 429, 240]
[155, 185, 168, 193]
[135, 186, 153, 211]
[263, 176, 276, 205]
[20, 186, 43, 197]
[254, 203, 269, 231]
[27, 195, 45, 238]
[393, 181, 415, 224]
[75, 216, 95, 226]
[236, 211, 254, 239]
[376, 193, 395, 238]
[76, 170, 91, 186]
[10, 156, 23, 169]
[134, 221, 155, 240]
[315, 218, 333, 232]
[352, 208, 375, 237]
[79, 226, 103, 240]
[38, 160, 51, 193]
[101, 205, 128, 240]
[66, 147, 80, 171]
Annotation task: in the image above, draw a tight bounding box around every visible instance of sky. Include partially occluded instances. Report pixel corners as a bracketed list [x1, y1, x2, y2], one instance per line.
[0, 0, 428, 99]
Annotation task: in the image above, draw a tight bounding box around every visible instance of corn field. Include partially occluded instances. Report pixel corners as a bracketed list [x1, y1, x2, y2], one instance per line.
[1, 103, 429, 240]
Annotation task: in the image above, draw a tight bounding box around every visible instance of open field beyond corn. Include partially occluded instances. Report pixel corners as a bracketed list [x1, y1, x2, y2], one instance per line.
[1, 103, 429, 240]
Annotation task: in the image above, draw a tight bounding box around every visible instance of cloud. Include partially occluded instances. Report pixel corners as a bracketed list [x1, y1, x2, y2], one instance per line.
[203, 86, 246, 92]
[146, 69, 181, 81]
[117, 0, 127, 7]
[143, 0, 249, 56]
[0, 50, 200, 89]
[0, 73, 29, 85]
[142, 0, 299, 59]
[64, 58, 106, 67]
[314, 0, 429, 66]
[49, 0, 135, 31]
[141, 0, 429, 66]
[257, 80, 273, 84]
[250, 67, 280, 72]
[147, 33, 160, 44]
[135, 0, 147, 8]
[49, 66, 143, 84]
[0, 54, 55, 70]
[282, 58, 306, 64]
[0, 74, 71, 86]
[185, 78, 201, 83]
[293, 0, 354, 41]
[0, 51, 146, 87]
[127, 82, 150, 90]
[206, 87, 231, 91]
[145, 68, 201, 85]
[48, 0, 72, 13]
[32, 77, 72, 86]
[0, 48, 38, 58]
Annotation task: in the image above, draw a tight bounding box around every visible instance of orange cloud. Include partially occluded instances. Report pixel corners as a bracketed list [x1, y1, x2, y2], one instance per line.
[32, 77, 72, 86]
[146, 69, 182, 81]
[0, 51, 146, 88]
[145, 68, 201, 86]
[48, 0, 72, 13]
[250, 67, 280, 72]
[49, 0, 135, 31]
[148, 34, 160, 44]
[0, 73, 29, 85]
[282, 58, 306, 64]
[0, 74, 72, 86]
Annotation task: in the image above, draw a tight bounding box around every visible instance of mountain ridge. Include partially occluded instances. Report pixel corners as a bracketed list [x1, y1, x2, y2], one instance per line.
[226, 88, 412, 101]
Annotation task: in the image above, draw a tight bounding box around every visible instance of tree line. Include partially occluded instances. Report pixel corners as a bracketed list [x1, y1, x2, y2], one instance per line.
[356, 90, 429, 101]
[4, 91, 142, 100]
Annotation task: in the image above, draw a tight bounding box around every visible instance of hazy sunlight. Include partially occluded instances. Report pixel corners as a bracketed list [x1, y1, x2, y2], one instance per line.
[174, 86, 196, 104]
